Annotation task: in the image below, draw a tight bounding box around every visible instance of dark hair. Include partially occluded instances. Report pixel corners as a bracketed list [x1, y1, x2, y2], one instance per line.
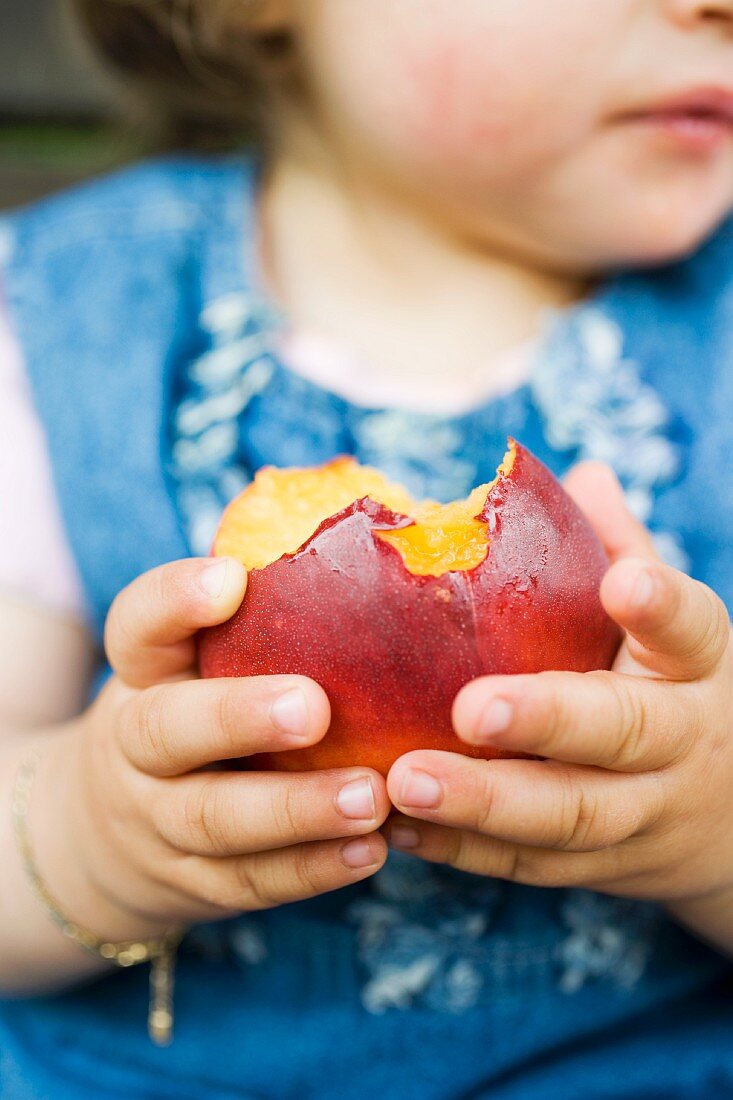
[72, 0, 290, 150]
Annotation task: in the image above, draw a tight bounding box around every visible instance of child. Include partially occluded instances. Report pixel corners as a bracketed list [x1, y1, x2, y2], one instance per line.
[1, 1, 733, 1096]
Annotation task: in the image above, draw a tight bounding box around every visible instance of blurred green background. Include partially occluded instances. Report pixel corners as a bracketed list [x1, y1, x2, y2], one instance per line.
[0, 0, 129, 209]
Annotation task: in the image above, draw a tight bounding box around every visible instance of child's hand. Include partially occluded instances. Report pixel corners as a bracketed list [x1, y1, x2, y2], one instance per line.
[44, 558, 389, 938]
[386, 465, 733, 915]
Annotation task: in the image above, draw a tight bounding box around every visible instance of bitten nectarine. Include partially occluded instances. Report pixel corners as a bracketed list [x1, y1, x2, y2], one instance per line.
[197, 440, 620, 775]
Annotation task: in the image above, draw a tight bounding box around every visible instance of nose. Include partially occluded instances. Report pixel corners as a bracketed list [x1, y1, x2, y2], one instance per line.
[665, 0, 733, 30]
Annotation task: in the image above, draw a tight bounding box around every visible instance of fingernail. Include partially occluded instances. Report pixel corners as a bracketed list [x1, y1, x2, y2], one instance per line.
[631, 567, 656, 609]
[271, 688, 310, 740]
[474, 697, 514, 741]
[200, 559, 230, 600]
[336, 778, 376, 821]
[399, 768, 443, 809]
[390, 825, 420, 850]
[342, 837, 380, 869]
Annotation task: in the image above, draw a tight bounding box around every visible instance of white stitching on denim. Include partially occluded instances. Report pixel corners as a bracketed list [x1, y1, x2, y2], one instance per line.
[531, 307, 689, 570]
[557, 890, 659, 994]
[168, 292, 278, 555]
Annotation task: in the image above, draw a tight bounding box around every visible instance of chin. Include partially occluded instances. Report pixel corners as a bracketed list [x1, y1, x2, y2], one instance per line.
[631, 220, 729, 269]
[614, 180, 733, 270]
[546, 205, 731, 276]
[460, 201, 729, 280]
[512, 151, 733, 276]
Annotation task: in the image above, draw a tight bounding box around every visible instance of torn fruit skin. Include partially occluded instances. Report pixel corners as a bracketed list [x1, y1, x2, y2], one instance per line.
[197, 439, 621, 777]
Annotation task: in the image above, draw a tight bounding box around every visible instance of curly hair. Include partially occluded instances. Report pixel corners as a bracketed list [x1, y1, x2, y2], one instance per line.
[71, 0, 291, 150]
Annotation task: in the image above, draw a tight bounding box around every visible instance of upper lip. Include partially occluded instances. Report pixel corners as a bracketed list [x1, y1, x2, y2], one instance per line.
[623, 86, 733, 122]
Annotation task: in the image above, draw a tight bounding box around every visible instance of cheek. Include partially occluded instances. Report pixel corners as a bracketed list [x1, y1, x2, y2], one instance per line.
[398, 38, 531, 158]
[302, 0, 610, 183]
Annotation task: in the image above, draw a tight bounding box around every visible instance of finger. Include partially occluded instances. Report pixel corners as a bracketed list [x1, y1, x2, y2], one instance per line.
[384, 818, 623, 890]
[181, 833, 388, 911]
[387, 752, 662, 851]
[154, 768, 390, 856]
[563, 462, 658, 564]
[452, 669, 694, 771]
[118, 675, 330, 776]
[105, 557, 247, 688]
[601, 557, 731, 680]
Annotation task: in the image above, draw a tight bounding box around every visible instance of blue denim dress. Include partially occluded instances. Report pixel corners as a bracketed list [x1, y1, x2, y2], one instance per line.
[1, 156, 733, 1100]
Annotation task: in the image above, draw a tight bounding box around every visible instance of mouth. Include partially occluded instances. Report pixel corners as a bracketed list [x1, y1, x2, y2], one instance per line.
[619, 86, 733, 152]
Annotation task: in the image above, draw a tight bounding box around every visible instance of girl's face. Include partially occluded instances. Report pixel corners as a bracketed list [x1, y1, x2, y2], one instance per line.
[288, 0, 733, 271]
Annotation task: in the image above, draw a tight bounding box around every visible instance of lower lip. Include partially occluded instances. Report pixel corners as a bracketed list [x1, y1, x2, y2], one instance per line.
[629, 112, 733, 153]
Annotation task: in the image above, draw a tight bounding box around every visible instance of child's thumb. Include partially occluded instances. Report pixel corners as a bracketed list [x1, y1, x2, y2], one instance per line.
[104, 557, 247, 688]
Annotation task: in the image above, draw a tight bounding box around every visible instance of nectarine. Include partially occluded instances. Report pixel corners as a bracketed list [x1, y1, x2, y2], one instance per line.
[197, 440, 620, 775]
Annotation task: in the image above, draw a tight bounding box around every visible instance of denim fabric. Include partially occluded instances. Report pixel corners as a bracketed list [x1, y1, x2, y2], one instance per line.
[1, 156, 732, 1100]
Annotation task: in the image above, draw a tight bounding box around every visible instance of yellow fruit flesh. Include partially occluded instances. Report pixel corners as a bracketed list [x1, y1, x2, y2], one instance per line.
[377, 482, 491, 575]
[214, 445, 516, 577]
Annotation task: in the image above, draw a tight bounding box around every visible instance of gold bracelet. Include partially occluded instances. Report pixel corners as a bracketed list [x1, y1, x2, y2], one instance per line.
[12, 755, 185, 1045]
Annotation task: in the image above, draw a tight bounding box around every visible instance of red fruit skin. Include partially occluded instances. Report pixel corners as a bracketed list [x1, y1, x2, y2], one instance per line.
[197, 443, 621, 776]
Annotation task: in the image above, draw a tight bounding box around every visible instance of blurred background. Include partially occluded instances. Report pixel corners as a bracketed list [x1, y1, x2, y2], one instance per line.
[0, 0, 130, 209]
